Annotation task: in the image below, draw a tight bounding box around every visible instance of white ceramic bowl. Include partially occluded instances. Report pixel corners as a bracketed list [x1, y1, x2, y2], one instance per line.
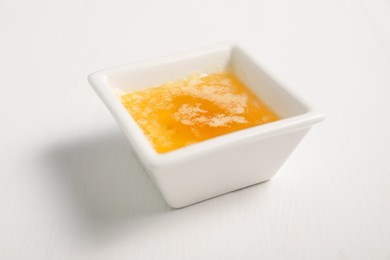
[88, 44, 324, 208]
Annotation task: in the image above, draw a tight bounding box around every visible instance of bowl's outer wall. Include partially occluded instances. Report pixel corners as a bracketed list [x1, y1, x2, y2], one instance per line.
[148, 128, 309, 208]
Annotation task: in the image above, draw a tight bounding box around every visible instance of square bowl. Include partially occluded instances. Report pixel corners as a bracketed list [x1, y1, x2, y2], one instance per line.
[88, 43, 324, 208]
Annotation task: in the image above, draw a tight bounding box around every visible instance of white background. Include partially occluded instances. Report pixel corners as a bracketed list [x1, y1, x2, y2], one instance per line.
[1, 0, 389, 259]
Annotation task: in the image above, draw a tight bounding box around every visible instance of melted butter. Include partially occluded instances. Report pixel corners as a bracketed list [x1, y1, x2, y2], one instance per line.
[120, 71, 280, 153]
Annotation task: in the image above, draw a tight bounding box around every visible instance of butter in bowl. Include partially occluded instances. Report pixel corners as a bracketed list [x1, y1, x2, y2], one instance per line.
[88, 44, 324, 208]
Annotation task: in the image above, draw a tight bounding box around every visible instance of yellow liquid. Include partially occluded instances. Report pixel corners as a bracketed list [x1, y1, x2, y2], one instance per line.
[120, 72, 280, 153]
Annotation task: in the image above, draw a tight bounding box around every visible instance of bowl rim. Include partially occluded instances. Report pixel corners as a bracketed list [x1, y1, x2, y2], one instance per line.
[88, 43, 324, 168]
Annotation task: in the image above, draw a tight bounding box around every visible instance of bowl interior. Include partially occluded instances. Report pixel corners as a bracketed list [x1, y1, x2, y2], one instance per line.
[102, 45, 308, 120]
[230, 48, 308, 118]
[103, 45, 232, 92]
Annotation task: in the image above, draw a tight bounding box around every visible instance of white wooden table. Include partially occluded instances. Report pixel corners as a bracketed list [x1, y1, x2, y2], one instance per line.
[1, 0, 389, 259]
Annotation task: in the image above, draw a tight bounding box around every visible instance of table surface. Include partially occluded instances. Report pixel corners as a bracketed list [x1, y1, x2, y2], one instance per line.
[1, 0, 389, 259]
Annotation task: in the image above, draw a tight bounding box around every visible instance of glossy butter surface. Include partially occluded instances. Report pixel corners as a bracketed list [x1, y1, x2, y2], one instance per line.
[120, 72, 280, 153]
